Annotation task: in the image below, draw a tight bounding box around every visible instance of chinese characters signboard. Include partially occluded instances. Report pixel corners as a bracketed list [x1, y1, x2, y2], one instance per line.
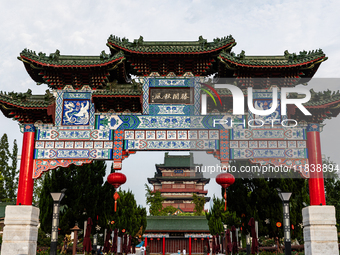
[149, 88, 192, 104]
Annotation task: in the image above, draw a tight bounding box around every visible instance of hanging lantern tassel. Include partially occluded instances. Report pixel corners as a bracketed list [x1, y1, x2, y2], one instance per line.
[224, 188, 227, 211]
[216, 173, 235, 211]
[113, 192, 120, 212]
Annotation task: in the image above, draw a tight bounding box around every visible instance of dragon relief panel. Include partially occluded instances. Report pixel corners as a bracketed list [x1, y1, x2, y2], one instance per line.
[62, 99, 90, 125]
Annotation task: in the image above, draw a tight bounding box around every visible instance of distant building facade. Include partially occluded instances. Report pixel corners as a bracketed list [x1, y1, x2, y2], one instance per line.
[144, 216, 210, 255]
[148, 153, 210, 212]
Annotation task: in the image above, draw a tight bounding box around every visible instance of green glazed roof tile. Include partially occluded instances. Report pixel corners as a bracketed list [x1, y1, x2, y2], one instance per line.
[107, 35, 236, 54]
[93, 84, 142, 96]
[93, 90, 141, 96]
[0, 93, 51, 108]
[156, 153, 201, 168]
[19, 49, 125, 67]
[303, 90, 340, 106]
[146, 216, 209, 231]
[219, 49, 327, 67]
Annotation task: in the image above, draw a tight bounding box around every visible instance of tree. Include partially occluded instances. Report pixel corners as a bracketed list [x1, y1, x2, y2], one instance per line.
[38, 171, 54, 233]
[33, 174, 45, 205]
[6, 139, 18, 201]
[0, 134, 10, 201]
[39, 160, 110, 234]
[192, 193, 205, 216]
[0, 169, 4, 201]
[323, 157, 340, 231]
[39, 161, 147, 241]
[108, 189, 147, 237]
[225, 160, 309, 242]
[162, 206, 177, 215]
[0, 134, 19, 202]
[145, 184, 165, 216]
[205, 196, 240, 235]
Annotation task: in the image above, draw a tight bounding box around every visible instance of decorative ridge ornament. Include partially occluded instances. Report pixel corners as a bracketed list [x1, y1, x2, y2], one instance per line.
[216, 173, 235, 211]
[107, 35, 236, 54]
[107, 172, 127, 211]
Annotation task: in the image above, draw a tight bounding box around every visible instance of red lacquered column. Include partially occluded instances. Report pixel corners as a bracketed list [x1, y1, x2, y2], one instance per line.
[189, 236, 192, 255]
[207, 237, 209, 255]
[307, 123, 326, 205]
[16, 124, 35, 205]
[145, 237, 147, 255]
[163, 236, 165, 255]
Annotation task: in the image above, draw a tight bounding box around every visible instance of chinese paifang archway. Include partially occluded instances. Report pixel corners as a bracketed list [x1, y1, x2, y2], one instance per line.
[1, 35, 339, 210]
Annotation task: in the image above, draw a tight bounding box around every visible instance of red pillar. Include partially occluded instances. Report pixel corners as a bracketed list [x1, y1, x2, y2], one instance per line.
[163, 236, 165, 255]
[145, 237, 147, 255]
[189, 236, 192, 255]
[17, 124, 35, 205]
[307, 123, 326, 205]
[207, 237, 209, 255]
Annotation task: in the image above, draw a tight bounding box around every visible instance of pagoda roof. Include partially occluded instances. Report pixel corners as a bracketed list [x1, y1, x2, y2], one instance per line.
[19, 49, 125, 68]
[107, 35, 236, 54]
[92, 83, 142, 113]
[219, 49, 326, 68]
[156, 152, 200, 168]
[18, 49, 128, 88]
[303, 89, 340, 107]
[93, 83, 142, 96]
[0, 92, 51, 108]
[204, 87, 340, 123]
[0, 91, 54, 124]
[17, 36, 327, 87]
[218, 49, 327, 80]
[145, 216, 209, 232]
[287, 89, 340, 123]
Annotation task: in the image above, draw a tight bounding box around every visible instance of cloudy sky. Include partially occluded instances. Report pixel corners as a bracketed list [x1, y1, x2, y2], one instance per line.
[0, 0, 340, 210]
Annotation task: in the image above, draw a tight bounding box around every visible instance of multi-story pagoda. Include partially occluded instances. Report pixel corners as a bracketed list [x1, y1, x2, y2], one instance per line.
[148, 153, 210, 213]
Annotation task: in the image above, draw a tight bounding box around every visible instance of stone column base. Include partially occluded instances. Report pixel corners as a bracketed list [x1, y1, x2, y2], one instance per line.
[303, 205, 339, 255]
[0, 205, 40, 255]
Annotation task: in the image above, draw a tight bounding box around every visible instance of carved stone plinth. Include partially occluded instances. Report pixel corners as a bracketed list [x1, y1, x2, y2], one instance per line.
[303, 205, 339, 255]
[0, 205, 40, 255]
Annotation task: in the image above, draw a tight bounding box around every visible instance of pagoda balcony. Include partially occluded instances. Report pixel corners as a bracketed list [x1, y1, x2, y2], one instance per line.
[156, 188, 208, 194]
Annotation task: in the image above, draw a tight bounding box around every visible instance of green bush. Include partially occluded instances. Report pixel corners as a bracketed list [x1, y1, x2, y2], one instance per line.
[36, 247, 65, 255]
[258, 236, 275, 247]
[37, 228, 65, 247]
[37, 228, 51, 246]
[36, 249, 49, 255]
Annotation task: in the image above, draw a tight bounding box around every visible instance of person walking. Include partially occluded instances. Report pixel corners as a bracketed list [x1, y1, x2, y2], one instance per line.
[140, 245, 146, 255]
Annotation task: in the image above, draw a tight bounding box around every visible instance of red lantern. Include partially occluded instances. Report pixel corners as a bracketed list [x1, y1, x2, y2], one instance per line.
[107, 172, 127, 211]
[216, 173, 235, 211]
[107, 172, 127, 188]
